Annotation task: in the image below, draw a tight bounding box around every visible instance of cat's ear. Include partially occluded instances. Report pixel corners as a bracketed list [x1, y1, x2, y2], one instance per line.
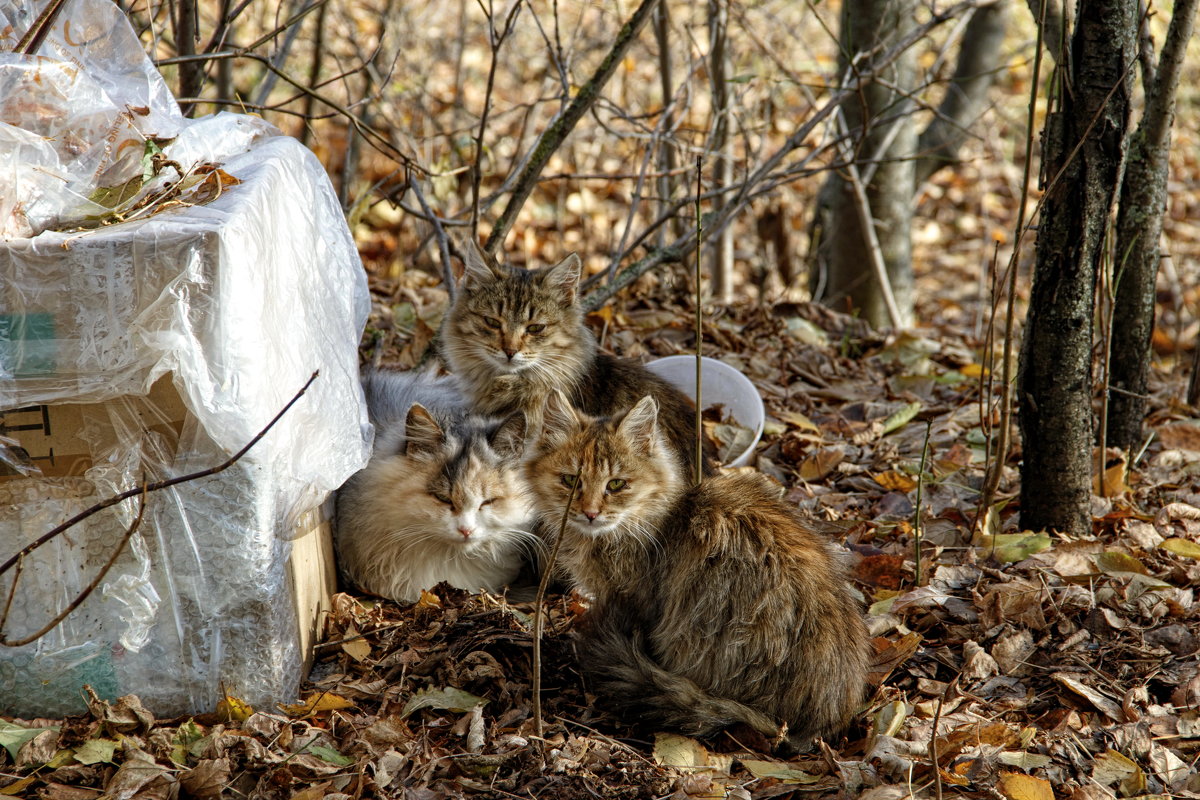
[404, 404, 445, 459]
[617, 395, 660, 454]
[455, 232, 504, 287]
[539, 390, 580, 449]
[539, 253, 582, 305]
[489, 412, 527, 459]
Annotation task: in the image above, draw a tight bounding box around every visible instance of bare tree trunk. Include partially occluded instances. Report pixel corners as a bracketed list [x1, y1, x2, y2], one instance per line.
[174, 0, 202, 116]
[709, 0, 734, 303]
[1018, 0, 1136, 536]
[915, 0, 1011, 184]
[1106, 0, 1199, 450]
[653, 1, 681, 243]
[816, 0, 918, 328]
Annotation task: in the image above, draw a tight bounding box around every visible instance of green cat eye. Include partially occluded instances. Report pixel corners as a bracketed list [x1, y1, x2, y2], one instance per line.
[433, 492, 452, 504]
[606, 479, 626, 492]
[561, 474, 579, 488]
[526, 323, 546, 333]
[483, 316, 502, 330]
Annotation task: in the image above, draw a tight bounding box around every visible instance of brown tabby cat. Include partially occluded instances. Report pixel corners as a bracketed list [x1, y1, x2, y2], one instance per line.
[441, 237, 716, 478]
[527, 391, 868, 745]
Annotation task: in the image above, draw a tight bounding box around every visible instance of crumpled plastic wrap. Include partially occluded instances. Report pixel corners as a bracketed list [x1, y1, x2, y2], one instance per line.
[0, 0, 185, 237]
[0, 1, 372, 717]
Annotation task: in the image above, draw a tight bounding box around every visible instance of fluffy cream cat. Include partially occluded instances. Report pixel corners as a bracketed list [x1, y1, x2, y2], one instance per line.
[335, 370, 538, 602]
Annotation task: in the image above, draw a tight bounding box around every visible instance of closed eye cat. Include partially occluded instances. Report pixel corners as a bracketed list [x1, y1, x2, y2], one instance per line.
[441, 236, 717, 478]
[528, 390, 868, 747]
[335, 370, 539, 603]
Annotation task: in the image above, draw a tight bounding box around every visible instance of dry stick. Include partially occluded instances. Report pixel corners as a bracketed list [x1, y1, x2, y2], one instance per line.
[409, 176, 458, 301]
[834, 116, 905, 330]
[533, 472, 580, 737]
[1, 488, 148, 648]
[977, 1, 1048, 516]
[484, 0, 663, 254]
[694, 156, 704, 487]
[582, 0, 992, 313]
[0, 371, 321, 583]
[470, 0, 524, 239]
[156, 51, 416, 169]
[15, 0, 69, 54]
[912, 420, 933, 587]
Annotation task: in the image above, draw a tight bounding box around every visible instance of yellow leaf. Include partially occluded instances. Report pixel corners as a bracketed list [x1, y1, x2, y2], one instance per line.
[416, 589, 441, 609]
[340, 624, 371, 662]
[1094, 551, 1149, 576]
[0, 776, 36, 795]
[1161, 538, 1200, 559]
[998, 772, 1054, 800]
[777, 409, 819, 432]
[872, 470, 918, 492]
[961, 363, 988, 378]
[216, 692, 253, 722]
[279, 692, 356, 718]
[651, 733, 732, 775]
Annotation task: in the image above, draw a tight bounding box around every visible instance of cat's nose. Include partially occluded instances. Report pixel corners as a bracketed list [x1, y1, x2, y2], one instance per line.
[503, 347, 518, 360]
[457, 526, 473, 539]
[583, 510, 599, 522]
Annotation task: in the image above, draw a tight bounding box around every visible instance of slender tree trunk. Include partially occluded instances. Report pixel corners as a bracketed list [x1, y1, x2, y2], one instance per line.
[1018, 0, 1135, 536]
[174, 0, 202, 116]
[709, 0, 735, 303]
[915, 0, 1011, 185]
[815, 0, 918, 329]
[1106, 0, 1199, 450]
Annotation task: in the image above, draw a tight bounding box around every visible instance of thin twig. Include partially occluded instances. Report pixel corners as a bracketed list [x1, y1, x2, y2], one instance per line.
[2, 487, 148, 647]
[0, 371, 321, 581]
[409, 176, 458, 301]
[694, 156, 704, 486]
[484, 0, 663, 253]
[913, 420, 933, 586]
[533, 471, 579, 737]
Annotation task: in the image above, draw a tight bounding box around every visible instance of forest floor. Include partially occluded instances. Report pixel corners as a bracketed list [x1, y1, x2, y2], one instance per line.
[5, 1, 1200, 797]
[4, 249, 1200, 799]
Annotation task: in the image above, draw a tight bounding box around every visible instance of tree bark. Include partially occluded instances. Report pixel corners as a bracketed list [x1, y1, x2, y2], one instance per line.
[815, 0, 918, 329]
[914, 0, 1011, 185]
[1106, 0, 1199, 450]
[1018, 0, 1135, 536]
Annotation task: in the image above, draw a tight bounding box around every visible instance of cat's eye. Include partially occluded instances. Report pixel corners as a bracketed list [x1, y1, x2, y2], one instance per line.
[480, 497, 498, 508]
[561, 474, 579, 489]
[482, 316, 502, 330]
[433, 492, 452, 505]
[526, 323, 546, 334]
[606, 479, 627, 492]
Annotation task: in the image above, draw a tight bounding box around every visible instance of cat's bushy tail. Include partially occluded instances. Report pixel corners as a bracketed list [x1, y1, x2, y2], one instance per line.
[581, 614, 782, 740]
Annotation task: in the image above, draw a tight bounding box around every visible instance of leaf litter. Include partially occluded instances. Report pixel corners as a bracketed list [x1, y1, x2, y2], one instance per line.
[5, 289, 1200, 799]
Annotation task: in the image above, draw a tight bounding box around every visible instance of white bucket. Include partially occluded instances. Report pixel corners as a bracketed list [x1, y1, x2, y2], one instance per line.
[645, 355, 765, 468]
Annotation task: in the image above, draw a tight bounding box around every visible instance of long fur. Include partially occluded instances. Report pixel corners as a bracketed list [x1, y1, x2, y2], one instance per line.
[336, 369, 538, 602]
[528, 395, 869, 744]
[441, 237, 717, 477]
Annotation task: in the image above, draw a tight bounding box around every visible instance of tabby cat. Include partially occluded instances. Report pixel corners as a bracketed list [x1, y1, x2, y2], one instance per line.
[335, 370, 538, 603]
[527, 391, 868, 744]
[441, 237, 716, 477]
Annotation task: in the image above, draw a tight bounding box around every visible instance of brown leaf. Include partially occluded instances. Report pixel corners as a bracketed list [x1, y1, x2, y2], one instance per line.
[84, 689, 154, 735]
[178, 758, 231, 800]
[798, 446, 844, 481]
[867, 632, 921, 687]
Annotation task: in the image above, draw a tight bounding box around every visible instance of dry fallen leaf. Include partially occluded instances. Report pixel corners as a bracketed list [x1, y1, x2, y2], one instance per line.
[998, 771, 1054, 800]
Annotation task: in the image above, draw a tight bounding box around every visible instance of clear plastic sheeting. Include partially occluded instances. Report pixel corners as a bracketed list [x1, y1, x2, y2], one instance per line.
[0, 0, 185, 237]
[0, 7, 371, 713]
